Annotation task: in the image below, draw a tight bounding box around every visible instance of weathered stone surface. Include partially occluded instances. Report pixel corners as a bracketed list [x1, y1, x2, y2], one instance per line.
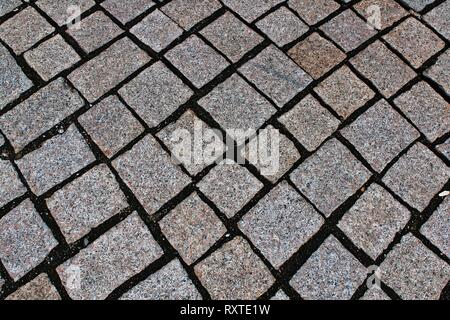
[420, 197, 449, 258]
[101, 0, 155, 24]
[6, 274, 60, 300]
[288, 0, 340, 25]
[162, 0, 222, 30]
[425, 50, 449, 96]
[37, 0, 95, 26]
[0, 159, 26, 208]
[354, 0, 407, 30]
[222, 0, 283, 23]
[424, 0, 450, 40]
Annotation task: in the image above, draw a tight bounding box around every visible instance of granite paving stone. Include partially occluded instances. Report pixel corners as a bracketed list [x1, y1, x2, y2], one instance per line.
[200, 11, 264, 63]
[279, 94, 340, 151]
[354, 0, 408, 30]
[131, 9, 183, 53]
[112, 135, 191, 216]
[351, 41, 416, 98]
[288, 33, 346, 79]
[24, 35, 80, 81]
[6, 274, 60, 300]
[288, 0, 340, 26]
[165, 35, 229, 88]
[162, 0, 222, 30]
[341, 99, 420, 172]
[68, 37, 150, 102]
[382, 143, 449, 211]
[57, 212, 163, 300]
[394, 81, 449, 142]
[320, 10, 376, 52]
[160, 193, 226, 265]
[383, 17, 445, 69]
[338, 183, 411, 259]
[0, 7, 54, 54]
[79, 95, 145, 158]
[360, 288, 391, 300]
[222, 0, 284, 23]
[255, 6, 309, 47]
[0, 78, 84, 152]
[239, 181, 324, 268]
[198, 160, 263, 218]
[119, 61, 193, 128]
[314, 65, 375, 119]
[0, 199, 58, 281]
[0, 43, 32, 110]
[157, 110, 226, 175]
[240, 45, 313, 107]
[289, 235, 367, 300]
[67, 11, 123, 53]
[198, 74, 276, 140]
[401, 0, 435, 11]
[36, 0, 95, 26]
[420, 197, 449, 258]
[120, 259, 201, 300]
[437, 138, 450, 160]
[16, 125, 96, 195]
[194, 237, 275, 300]
[0, 0, 22, 18]
[101, 0, 155, 25]
[47, 165, 128, 243]
[380, 233, 450, 300]
[290, 139, 371, 216]
[424, 0, 450, 40]
[271, 290, 290, 300]
[0, 159, 26, 208]
[425, 49, 450, 96]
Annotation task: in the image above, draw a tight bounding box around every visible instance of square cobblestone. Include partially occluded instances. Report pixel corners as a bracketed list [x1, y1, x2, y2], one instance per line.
[194, 237, 275, 300]
[160, 193, 226, 265]
[198, 74, 276, 140]
[401, 0, 435, 11]
[314, 66, 375, 119]
[240, 45, 313, 107]
[290, 139, 371, 216]
[239, 181, 324, 268]
[288, 33, 346, 79]
[279, 94, 340, 151]
[101, 0, 155, 25]
[222, 0, 283, 23]
[112, 135, 191, 216]
[394, 81, 449, 142]
[437, 138, 450, 160]
[68, 37, 150, 102]
[383, 17, 445, 69]
[321, 10, 376, 52]
[338, 183, 411, 259]
[382, 143, 449, 211]
[0, 43, 32, 110]
[119, 61, 193, 128]
[200, 11, 263, 63]
[242, 125, 301, 182]
[354, 0, 407, 30]
[165, 35, 229, 88]
[162, 0, 222, 30]
[360, 288, 390, 300]
[0, 7, 54, 54]
[57, 212, 163, 300]
[198, 160, 263, 218]
[120, 259, 201, 300]
[16, 125, 96, 196]
[0, 0, 21, 18]
[420, 197, 449, 258]
[6, 274, 60, 300]
[131, 9, 183, 53]
[157, 110, 226, 175]
[0, 159, 26, 208]
[37, 0, 95, 26]
[47, 165, 128, 243]
[424, 0, 450, 40]
[341, 99, 420, 172]
[288, 0, 340, 25]
[289, 235, 367, 300]
[255, 7, 308, 47]
[425, 49, 449, 96]
[351, 41, 416, 98]
[0, 78, 84, 152]
[67, 11, 123, 53]
[380, 233, 450, 300]
[24, 35, 80, 81]
[79, 95, 144, 158]
[0, 199, 57, 281]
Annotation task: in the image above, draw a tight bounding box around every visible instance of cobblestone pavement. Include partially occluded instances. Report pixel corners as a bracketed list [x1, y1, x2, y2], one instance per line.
[0, 0, 449, 300]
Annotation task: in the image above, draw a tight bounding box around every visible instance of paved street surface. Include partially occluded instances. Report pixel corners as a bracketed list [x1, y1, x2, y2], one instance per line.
[0, 0, 449, 300]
